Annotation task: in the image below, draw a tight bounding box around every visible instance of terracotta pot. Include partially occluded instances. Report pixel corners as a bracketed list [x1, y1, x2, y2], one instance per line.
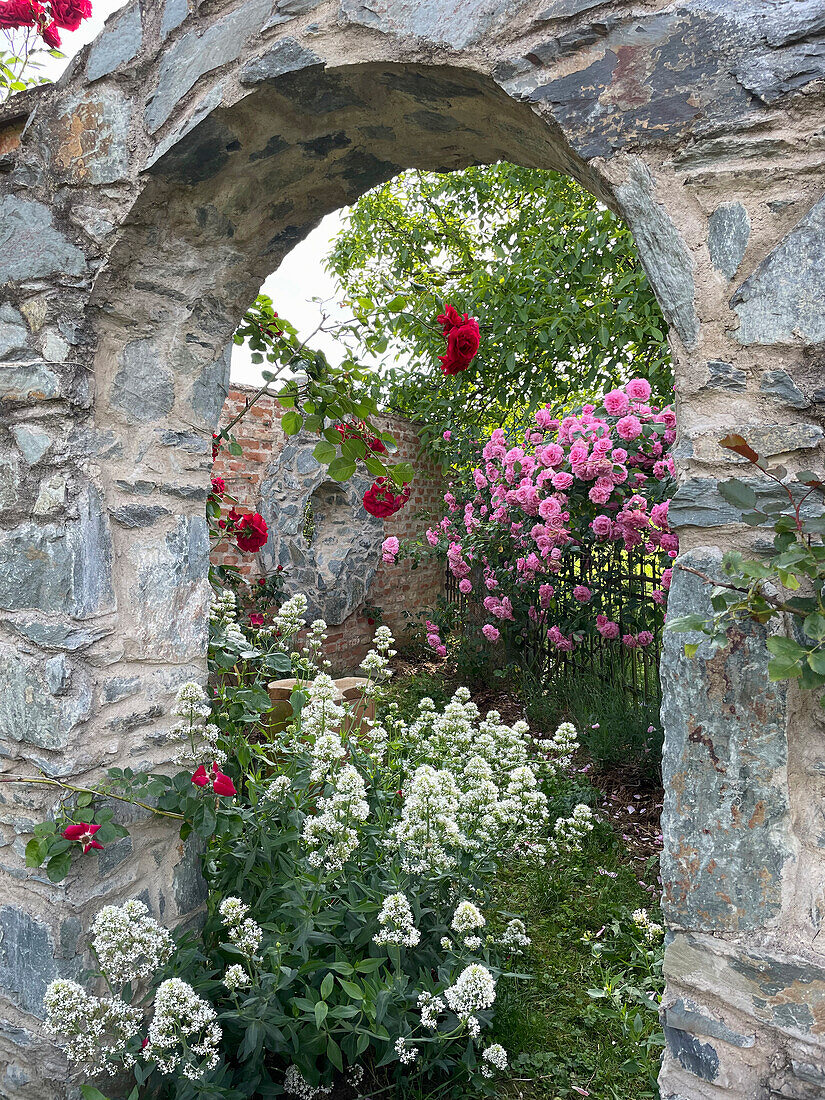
[267, 676, 375, 738]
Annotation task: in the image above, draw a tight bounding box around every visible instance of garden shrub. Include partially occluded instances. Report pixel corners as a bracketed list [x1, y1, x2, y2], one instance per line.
[41, 595, 598, 1100]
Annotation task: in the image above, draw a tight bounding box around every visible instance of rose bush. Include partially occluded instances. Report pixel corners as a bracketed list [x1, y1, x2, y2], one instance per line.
[390, 380, 677, 660]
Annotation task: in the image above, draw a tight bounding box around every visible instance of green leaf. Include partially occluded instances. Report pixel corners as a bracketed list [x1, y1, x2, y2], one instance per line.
[46, 850, 72, 883]
[807, 651, 825, 675]
[25, 837, 49, 867]
[320, 972, 335, 1001]
[282, 410, 304, 436]
[766, 636, 807, 660]
[327, 1035, 344, 1072]
[327, 458, 356, 482]
[312, 440, 337, 464]
[803, 613, 825, 641]
[718, 479, 757, 511]
[81, 1088, 113, 1100]
[314, 1001, 328, 1028]
[684, 642, 700, 659]
[768, 656, 803, 681]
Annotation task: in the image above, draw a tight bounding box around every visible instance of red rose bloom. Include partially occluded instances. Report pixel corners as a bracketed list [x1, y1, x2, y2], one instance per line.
[439, 319, 480, 376]
[436, 304, 464, 334]
[210, 476, 226, 497]
[192, 763, 237, 797]
[52, 0, 92, 31]
[62, 822, 103, 854]
[363, 479, 411, 519]
[249, 613, 264, 627]
[0, 0, 43, 28]
[235, 512, 268, 552]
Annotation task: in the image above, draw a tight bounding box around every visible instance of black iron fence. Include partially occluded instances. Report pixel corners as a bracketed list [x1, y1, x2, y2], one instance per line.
[445, 545, 663, 703]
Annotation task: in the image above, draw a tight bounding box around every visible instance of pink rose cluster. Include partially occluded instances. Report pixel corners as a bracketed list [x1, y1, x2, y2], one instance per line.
[422, 379, 677, 655]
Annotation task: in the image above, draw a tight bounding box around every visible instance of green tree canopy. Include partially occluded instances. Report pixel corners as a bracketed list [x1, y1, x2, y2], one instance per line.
[327, 164, 672, 455]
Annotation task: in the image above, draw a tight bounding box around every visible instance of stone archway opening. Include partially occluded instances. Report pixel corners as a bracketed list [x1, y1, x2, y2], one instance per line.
[1, 3, 824, 1098]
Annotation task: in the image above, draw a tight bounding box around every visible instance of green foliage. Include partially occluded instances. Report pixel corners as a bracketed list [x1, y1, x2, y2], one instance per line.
[327, 165, 672, 457]
[668, 434, 825, 695]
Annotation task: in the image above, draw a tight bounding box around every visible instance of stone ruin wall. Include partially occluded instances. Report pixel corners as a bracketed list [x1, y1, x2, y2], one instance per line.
[210, 385, 445, 669]
[0, 0, 823, 1097]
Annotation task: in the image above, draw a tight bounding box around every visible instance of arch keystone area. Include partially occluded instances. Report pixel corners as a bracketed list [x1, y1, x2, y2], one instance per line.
[0, 1, 824, 1096]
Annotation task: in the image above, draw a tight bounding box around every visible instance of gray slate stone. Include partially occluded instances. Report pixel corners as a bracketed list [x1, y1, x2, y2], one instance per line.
[0, 361, 61, 403]
[111, 340, 175, 423]
[145, 0, 271, 132]
[110, 504, 171, 528]
[339, 0, 511, 49]
[663, 1026, 719, 1081]
[8, 619, 110, 651]
[732, 195, 825, 345]
[162, 0, 189, 38]
[735, 42, 825, 105]
[759, 368, 808, 408]
[189, 346, 230, 428]
[660, 549, 792, 931]
[11, 424, 52, 465]
[0, 196, 86, 285]
[0, 646, 91, 751]
[263, 0, 324, 28]
[665, 998, 755, 1048]
[87, 2, 143, 82]
[0, 306, 28, 360]
[670, 477, 792, 529]
[537, 0, 606, 18]
[708, 201, 750, 280]
[756, 0, 825, 46]
[701, 360, 746, 391]
[240, 37, 322, 84]
[0, 907, 58, 1016]
[615, 160, 698, 348]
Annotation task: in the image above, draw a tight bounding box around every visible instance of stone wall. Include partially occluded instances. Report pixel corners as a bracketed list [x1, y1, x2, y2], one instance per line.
[211, 386, 445, 669]
[0, 0, 824, 1096]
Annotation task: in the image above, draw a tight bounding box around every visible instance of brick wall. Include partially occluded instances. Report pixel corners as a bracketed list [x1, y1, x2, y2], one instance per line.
[211, 385, 444, 672]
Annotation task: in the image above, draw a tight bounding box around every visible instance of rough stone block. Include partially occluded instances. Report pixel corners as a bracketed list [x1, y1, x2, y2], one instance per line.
[339, 0, 511, 48]
[45, 88, 132, 186]
[759, 368, 809, 409]
[86, 2, 143, 82]
[11, 425, 52, 465]
[240, 37, 322, 84]
[700, 360, 746, 391]
[111, 339, 175, 423]
[0, 305, 28, 360]
[263, 0, 324, 28]
[0, 908, 58, 1016]
[0, 645, 91, 751]
[161, 0, 189, 39]
[732, 196, 825, 345]
[660, 549, 792, 930]
[664, 998, 755, 1047]
[0, 362, 61, 404]
[663, 1025, 720, 1082]
[708, 202, 750, 280]
[0, 197, 86, 285]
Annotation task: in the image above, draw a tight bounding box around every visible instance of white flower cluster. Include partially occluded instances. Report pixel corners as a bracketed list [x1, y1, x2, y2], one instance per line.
[444, 964, 497, 1021]
[548, 803, 596, 856]
[169, 681, 224, 767]
[373, 893, 421, 947]
[302, 764, 369, 873]
[359, 624, 396, 687]
[481, 1043, 508, 1078]
[209, 589, 236, 624]
[44, 979, 141, 1075]
[632, 907, 664, 942]
[394, 1036, 418, 1064]
[544, 721, 579, 775]
[220, 897, 263, 961]
[144, 978, 221, 1081]
[417, 990, 444, 1030]
[283, 1065, 332, 1098]
[263, 774, 292, 802]
[223, 964, 250, 992]
[452, 900, 485, 950]
[387, 689, 553, 868]
[391, 764, 463, 874]
[499, 918, 531, 954]
[272, 593, 308, 650]
[91, 899, 174, 986]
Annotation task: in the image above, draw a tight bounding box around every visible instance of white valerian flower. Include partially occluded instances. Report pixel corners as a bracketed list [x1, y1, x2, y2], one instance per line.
[632, 908, 664, 942]
[391, 764, 464, 874]
[373, 893, 421, 947]
[272, 594, 309, 649]
[346, 1064, 365, 1087]
[481, 1043, 508, 1077]
[548, 803, 595, 856]
[417, 991, 444, 1030]
[373, 625, 396, 657]
[360, 649, 392, 679]
[545, 721, 579, 775]
[219, 898, 262, 960]
[467, 1014, 481, 1039]
[263, 774, 292, 802]
[144, 978, 221, 1080]
[499, 918, 531, 954]
[90, 899, 174, 986]
[209, 589, 236, 625]
[394, 1036, 418, 1065]
[452, 901, 486, 948]
[444, 964, 497, 1020]
[302, 764, 369, 873]
[223, 964, 250, 993]
[440, 936, 453, 951]
[44, 980, 141, 1075]
[284, 1065, 332, 1098]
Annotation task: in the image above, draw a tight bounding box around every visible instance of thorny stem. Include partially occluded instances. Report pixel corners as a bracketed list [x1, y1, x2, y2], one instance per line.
[676, 564, 807, 618]
[0, 775, 185, 820]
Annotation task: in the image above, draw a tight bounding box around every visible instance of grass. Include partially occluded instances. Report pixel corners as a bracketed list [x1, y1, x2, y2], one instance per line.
[489, 828, 663, 1100]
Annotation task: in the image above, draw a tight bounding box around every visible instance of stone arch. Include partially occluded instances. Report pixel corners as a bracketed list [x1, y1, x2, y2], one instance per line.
[0, 2, 824, 1097]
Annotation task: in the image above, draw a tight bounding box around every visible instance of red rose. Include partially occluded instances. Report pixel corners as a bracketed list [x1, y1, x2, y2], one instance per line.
[235, 512, 268, 553]
[0, 1, 42, 28]
[62, 822, 103, 854]
[363, 479, 411, 519]
[51, 0, 91, 31]
[249, 613, 264, 627]
[192, 763, 237, 797]
[439, 319, 480, 376]
[40, 17, 60, 45]
[210, 476, 226, 497]
[436, 304, 464, 334]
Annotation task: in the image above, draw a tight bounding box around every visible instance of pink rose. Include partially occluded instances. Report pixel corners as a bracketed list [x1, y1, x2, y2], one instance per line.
[637, 631, 654, 647]
[604, 389, 630, 416]
[591, 514, 612, 538]
[551, 471, 574, 491]
[443, 430, 452, 440]
[622, 634, 638, 648]
[459, 578, 472, 595]
[482, 624, 500, 643]
[616, 415, 642, 441]
[573, 585, 591, 603]
[625, 378, 652, 402]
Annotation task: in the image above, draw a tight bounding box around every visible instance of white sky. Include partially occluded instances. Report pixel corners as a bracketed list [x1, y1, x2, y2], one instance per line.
[36, 0, 350, 386]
